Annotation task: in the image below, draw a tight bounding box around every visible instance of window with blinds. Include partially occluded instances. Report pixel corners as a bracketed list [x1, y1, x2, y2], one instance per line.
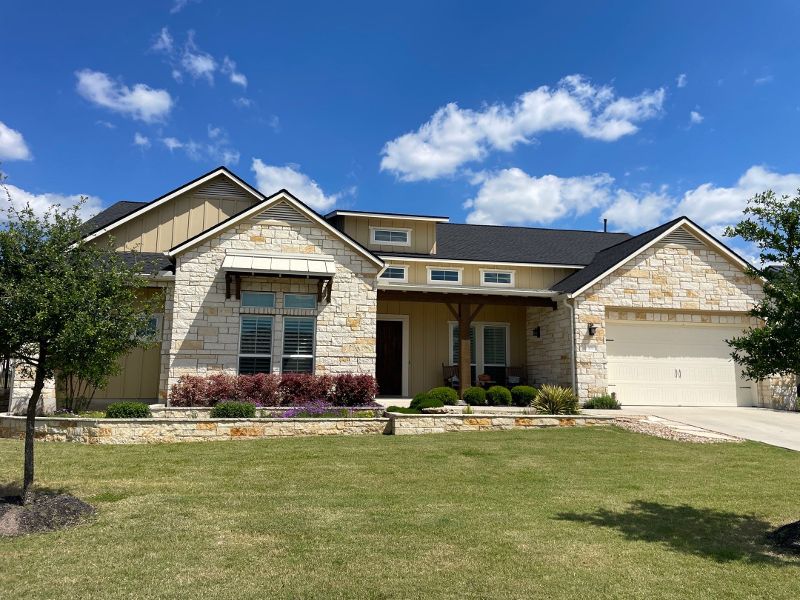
[450, 323, 508, 369]
[483, 326, 507, 366]
[239, 315, 273, 374]
[282, 317, 315, 373]
[451, 325, 476, 365]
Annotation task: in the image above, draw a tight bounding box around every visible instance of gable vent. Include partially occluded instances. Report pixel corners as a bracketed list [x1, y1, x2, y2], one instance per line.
[661, 228, 704, 247]
[194, 176, 253, 201]
[258, 201, 309, 223]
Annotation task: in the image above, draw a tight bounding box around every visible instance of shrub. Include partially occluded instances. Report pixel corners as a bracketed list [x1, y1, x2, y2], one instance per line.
[333, 374, 379, 406]
[533, 384, 580, 415]
[169, 375, 211, 407]
[205, 373, 240, 404]
[105, 402, 151, 419]
[511, 385, 538, 407]
[210, 401, 256, 418]
[462, 386, 487, 406]
[486, 385, 512, 406]
[386, 406, 420, 414]
[279, 373, 334, 406]
[583, 394, 621, 409]
[237, 373, 281, 406]
[427, 386, 460, 405]
[409, 392, 444, 411]
[463, 405, 474, 414]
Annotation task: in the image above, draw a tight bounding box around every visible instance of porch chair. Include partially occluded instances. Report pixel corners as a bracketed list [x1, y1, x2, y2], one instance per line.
[505, 366, 528, 387]
[442, 363, 461, 390]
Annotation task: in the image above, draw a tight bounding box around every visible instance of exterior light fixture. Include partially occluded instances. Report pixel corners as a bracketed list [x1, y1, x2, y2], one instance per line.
[532, 326, 541, 338]
[587, 323, 598, 336]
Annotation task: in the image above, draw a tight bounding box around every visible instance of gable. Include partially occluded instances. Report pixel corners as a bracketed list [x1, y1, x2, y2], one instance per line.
[256, 200, 312, 224]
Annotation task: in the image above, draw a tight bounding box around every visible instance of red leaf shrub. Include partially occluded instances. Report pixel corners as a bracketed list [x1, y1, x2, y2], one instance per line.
[168, 373, 377, 407]
[278, 373, 334, 406]
[333, 374, 379, 406]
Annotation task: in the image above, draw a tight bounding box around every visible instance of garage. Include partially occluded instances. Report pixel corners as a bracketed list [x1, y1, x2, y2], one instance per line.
[606, 320, 755, 406]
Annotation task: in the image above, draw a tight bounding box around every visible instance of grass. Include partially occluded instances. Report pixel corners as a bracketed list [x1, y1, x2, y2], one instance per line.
[1, 427, 799, 599]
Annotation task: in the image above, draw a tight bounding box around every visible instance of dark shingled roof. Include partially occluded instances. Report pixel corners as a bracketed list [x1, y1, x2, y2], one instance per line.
[552, 217, 684, 294]
[81, 201, 147, 235]
[118, 252, 174, 275]
[431, 222, 631, 265]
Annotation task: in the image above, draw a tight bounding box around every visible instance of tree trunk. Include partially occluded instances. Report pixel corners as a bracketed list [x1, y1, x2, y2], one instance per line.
[22, 357, 47, 504]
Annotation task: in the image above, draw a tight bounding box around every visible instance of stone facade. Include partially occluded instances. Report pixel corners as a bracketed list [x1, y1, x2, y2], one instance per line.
[166, 214, 379, 399]
[388, 413, 612, 435]
[8, 362, 56, 415]
[0, 415, 390, 443]
[526, 300, 573, 388]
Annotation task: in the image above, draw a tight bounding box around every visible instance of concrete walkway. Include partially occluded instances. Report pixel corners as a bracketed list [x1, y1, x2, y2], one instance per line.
[610, 406, 800, 451]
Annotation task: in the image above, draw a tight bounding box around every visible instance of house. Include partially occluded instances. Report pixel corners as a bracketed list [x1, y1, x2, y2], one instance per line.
[5, 166, 795, 413]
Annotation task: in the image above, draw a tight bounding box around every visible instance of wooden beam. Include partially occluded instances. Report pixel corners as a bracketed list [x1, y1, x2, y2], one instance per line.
[317, 278, 325, 302]
[235, 273, 241, 300]
[225, 272, 232, 299]
[378, 289, 557, 309]
[458, 303, 472, 400]
[445, 303, 459, 320]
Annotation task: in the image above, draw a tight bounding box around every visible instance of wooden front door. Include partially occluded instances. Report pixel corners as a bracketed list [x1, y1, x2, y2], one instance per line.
[376, 320, 403, 396]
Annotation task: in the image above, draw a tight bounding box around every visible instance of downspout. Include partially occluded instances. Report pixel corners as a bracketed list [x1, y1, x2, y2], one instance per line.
[564, 295, 577, 394]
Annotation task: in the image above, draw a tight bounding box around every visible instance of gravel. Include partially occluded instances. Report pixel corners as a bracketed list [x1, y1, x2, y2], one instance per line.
[0, 491, 95, 537]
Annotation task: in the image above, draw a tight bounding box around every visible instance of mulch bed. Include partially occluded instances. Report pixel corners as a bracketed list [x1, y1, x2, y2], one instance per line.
[768, 520, 800, 554]
[0, 490, 95, 537]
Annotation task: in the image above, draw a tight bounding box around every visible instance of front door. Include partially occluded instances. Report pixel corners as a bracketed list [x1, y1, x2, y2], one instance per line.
[376, 320, 403, 396]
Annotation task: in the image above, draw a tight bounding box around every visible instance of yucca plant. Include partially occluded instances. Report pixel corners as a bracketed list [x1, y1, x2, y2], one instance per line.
[532, 384, 580, 415]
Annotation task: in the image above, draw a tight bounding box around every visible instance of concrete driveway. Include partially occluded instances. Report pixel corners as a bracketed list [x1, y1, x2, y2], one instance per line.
[615, 406, 800, 451]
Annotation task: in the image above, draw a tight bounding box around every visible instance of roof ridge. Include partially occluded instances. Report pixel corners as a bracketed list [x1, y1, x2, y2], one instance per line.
[438, 221, 631, 235]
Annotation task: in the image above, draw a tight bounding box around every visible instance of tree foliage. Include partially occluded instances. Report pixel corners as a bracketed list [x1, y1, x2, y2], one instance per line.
[0, 178, 155, 500]
[724, 189, 800, 382]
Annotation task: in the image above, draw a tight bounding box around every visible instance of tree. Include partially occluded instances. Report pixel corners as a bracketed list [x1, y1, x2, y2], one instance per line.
[0, 179, 154, 502]
[724, 189, 800, 401]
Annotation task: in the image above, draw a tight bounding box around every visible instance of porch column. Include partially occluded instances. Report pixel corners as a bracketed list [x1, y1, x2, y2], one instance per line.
[453, 303, 483, 399]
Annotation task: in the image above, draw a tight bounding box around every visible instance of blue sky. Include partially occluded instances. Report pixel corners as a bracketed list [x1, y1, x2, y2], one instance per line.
[2, 0, 800, 250]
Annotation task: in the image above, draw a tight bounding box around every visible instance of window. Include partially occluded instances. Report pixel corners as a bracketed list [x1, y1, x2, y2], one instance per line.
[136, 315, 162, 342]
[449, 322, 509, 381]
[481, 270, 514, 287]
[284, 293, 316, 309]
[239, 315, 273, 374]
[451, 325, 476, 366]
[379, 266, 408, 282]
[241, 291, 275, 308]
[482, 326, 508, 367]
[428, 268, 462, 284]
[370, 228, 411, 246]
[282, 317, 315, 373]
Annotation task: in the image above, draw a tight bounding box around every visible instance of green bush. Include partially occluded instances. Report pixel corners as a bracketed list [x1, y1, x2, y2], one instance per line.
[210, 401, 256, 418]
[462, 386, 487, 406]
[533, 384, 580, 415]
[583, 394, 621, 409]
[427, 386, 460, 405]
[105, 402, 151, 419]
[386, 406, 421, 414]
[485, 385, 512, 406]
[511, 385, 537, 407]
[409, 393, 444, 411]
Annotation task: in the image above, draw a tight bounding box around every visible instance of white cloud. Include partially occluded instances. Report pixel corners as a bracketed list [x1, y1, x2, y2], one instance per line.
[75, 69, 173, 123]
[464, 168, 614, 225]
[602, 190, 671, 231]
[0, 121, 32, 161]
[233, 97, 253, 108]
[181, 31, 217, 84]
[251, 158, 350, 211]
[689, 110, 704, 125]
[159, 125, 239, 165]
[170, 0, 199, 14]
[381, 75, 666, 181]
[676, 73, 687, 88]
[95, 120, 116, 129]
[754, 75, 774, 85]
[222, 57, 247, 87]
[133, 132, 150, 149]
[1, 182, 103, 221]
[151, 27, 173, 53]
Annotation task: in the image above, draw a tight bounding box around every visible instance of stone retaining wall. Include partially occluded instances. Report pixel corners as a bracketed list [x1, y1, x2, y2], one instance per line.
[0, 415, 389, 444]
[388, 413, 613, 435]
[150, 406, 383, 419]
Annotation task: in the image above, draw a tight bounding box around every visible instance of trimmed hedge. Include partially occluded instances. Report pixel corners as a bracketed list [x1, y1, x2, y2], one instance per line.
[462, 386, 487, 406]
[210, 401, 256, 418]
[169, 373, 378, 407]
[486, 385, 512, 406]
[427, 387, 459, 405]
[105, 402, 151, 419]
[409, 393, 444, 411]
[583, 394, 621, 409]
[511, 385, 537, 407]
[386, 405, 421, 414]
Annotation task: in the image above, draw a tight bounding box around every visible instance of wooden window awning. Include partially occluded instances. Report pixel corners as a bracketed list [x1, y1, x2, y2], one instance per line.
[222, 251, 335, 301]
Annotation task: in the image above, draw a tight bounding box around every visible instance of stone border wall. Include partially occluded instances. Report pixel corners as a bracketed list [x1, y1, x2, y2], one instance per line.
[388, 413, 613, 435]
[150, 406, 384, 419]
[0, 415, 389, 444]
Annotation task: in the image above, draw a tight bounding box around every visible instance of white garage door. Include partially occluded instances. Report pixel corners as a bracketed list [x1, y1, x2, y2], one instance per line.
[606, 321, 755, 406]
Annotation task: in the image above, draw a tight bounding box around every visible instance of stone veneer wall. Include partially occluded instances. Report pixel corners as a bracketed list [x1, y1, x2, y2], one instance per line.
[572, 240, 765, 400]
[526, 301, 573, 388]
[0, 415, 390, 444]
[389, 413, 612, 435]
[166, 216, 379, 397]
[9, 362, 56, 415]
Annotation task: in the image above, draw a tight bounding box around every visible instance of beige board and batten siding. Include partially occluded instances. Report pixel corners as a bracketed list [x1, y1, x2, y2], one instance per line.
[94, 175, 259, 253]
[339, 217, 437, 254]
[383, 260, 576, 288]
[377, 300, 527, 395]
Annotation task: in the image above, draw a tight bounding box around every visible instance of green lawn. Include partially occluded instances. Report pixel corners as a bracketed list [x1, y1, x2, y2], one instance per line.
[1, 427, 799, 599]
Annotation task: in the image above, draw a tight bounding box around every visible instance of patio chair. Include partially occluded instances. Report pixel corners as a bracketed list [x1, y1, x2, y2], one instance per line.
[505, 366, 528, 387]
[442, 363, 460, 390]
